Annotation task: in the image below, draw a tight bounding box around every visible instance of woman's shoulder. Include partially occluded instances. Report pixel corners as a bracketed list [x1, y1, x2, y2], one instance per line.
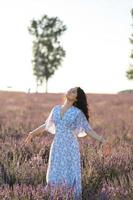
[73, 106, 81, 112]
[52, 104, 60, 110]
[73, 106, 86, 117]
[73, 106, 82, 115]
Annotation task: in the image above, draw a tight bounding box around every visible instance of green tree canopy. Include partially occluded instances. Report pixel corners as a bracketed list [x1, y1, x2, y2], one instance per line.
[126, 8, 133, 80]
[28, 15, 67, 93]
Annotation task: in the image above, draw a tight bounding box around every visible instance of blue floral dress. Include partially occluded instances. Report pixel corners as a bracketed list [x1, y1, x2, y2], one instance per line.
[42, 105, 93, 199]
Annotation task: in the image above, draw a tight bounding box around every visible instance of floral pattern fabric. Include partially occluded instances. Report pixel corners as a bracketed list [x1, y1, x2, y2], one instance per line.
[43, 105, 93, 199]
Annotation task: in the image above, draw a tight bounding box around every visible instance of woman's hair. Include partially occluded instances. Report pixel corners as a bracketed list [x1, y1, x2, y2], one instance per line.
[73, 87, 90, 122]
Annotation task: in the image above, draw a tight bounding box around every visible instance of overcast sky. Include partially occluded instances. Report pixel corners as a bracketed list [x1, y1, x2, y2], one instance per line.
[0, 0, 133, 94]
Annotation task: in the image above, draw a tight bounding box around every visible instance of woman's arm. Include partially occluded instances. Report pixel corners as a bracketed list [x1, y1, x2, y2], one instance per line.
[30, 124, 46, 138]
[21, 124, 46, 147]
[86, 129, 106, 143]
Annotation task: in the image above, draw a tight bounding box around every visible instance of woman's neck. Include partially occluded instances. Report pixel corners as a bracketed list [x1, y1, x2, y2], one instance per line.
[62, 99, 73, 108]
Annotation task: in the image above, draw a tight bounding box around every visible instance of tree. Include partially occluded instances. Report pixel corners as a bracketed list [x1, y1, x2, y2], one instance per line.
[126, 8, 133, 80]
[28, 15, 67, 93]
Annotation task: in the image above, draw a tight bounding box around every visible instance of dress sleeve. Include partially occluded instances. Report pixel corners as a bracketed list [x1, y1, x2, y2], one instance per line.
[73, 110, 93, 137]
[41, 106, 56, 134]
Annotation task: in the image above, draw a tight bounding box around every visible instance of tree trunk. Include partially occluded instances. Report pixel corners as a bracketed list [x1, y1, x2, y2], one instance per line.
[36, 80, 39, 93]
[45, 78, 48, 93]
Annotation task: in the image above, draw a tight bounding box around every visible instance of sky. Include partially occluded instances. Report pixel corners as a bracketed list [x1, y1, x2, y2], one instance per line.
[0, 0, 133, 94]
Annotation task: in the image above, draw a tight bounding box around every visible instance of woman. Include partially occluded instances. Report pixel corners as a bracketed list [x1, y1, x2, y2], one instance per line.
[23, 87, 107, 199]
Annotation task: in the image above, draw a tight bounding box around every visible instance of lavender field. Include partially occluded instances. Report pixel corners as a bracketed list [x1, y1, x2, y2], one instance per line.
[0, 91, 133, 200]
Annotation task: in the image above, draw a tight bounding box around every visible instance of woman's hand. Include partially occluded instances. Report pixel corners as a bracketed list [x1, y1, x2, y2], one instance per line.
[99, 135, 106, 145]
[98, 135, 110, 149]
[99, 136, 112, 156]
[21, 132, 33, 148]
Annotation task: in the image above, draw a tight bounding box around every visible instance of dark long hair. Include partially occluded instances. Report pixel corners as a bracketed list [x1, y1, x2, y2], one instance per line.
[73, 87, 90, 122]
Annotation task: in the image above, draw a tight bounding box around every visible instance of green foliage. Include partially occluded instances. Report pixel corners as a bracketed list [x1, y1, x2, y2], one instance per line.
[118, 89, 133, 93]
[126, 67, 133, 80]
[126, 8, 133, 81]
[28, 15, 67, 92]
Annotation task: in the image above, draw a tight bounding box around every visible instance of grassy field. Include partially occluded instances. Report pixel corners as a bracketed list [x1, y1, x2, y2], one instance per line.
[0, 91, 133, 199]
